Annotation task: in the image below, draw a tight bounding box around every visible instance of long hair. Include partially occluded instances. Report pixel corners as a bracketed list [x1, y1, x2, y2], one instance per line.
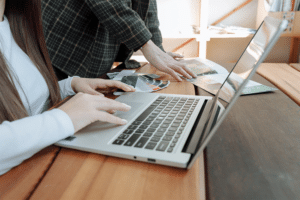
[0, 0, 61, 123]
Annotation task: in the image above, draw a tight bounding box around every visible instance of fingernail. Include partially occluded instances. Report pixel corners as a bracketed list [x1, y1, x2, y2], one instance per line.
[121, 119, 128, 124]
[122, 103, 131, 108]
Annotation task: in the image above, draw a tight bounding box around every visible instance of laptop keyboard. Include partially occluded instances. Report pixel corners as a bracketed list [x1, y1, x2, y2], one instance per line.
[112, 96, 199, 153]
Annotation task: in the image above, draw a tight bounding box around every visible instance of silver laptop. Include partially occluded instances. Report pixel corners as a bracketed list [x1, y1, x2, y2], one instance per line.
[56, 17, 288, 169]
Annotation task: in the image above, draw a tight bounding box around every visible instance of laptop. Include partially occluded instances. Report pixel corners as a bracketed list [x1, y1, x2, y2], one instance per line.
[56, 16, 288, 169]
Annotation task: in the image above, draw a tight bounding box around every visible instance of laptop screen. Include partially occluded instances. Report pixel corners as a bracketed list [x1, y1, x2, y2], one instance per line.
[187, 16, 288, 168]
[217, 16, 286, 103]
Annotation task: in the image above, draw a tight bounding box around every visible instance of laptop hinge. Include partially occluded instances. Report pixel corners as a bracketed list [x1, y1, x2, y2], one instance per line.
[182, 99, 212, 153]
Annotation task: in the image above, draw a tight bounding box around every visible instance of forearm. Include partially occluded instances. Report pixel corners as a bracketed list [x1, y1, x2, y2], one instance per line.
[145, 0, 164, 51]
[0, 109, 74, 175]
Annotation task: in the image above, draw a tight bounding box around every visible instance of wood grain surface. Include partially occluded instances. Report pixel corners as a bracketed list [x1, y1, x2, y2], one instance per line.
[290, 63, 300, 72]
[30, 64, 205, 200]
[204, 64, 300, 200]
[257, 63, 300, 106]
[0, 146, 60, 200]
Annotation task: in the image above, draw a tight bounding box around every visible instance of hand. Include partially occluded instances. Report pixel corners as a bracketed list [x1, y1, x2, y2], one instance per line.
[141, 40, 196, 81]
[166, 52, 184, 59]
[58, 93, 131, 132]
[71, 77, 135, 95]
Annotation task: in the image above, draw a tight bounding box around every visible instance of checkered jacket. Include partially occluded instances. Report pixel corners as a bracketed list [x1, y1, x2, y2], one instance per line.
[42, 0, 163, 78]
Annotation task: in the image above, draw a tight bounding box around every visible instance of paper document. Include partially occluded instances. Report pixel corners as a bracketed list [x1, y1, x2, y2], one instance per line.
[180, 58, 277, 103]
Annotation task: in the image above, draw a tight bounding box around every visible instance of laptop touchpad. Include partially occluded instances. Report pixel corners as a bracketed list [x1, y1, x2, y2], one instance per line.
[114, 101, 144, 120]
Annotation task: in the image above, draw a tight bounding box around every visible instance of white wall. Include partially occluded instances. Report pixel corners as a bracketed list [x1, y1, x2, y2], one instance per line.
[154, 0, 293, 64]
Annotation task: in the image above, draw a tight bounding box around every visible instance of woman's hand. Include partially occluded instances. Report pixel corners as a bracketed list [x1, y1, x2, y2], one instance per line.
[71, 77, 135, 96]
[58, 93, 131, 132]
[166, 52, 184, 59]
[141, 40, 196, 81]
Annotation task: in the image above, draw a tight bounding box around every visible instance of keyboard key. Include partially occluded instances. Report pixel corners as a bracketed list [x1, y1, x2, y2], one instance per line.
[143, 132, 153, 137]
[168, 127, 178, 132]
[159, 114, 168, 117]
[150, 124, 159, 128]
[173, 138, 178, 143]
[167, 147, 173, 153]
[166, 132, 175, 136]
[164, 120, 173, 123]
[160, 124, 169, 128]
[145, 142, 157, 150]
[118, 134, 130, 140]
[135, 129, 145, 133]
[147, 128, 156, 132]
[170, 143, 176, 147]
[142, 121, 152, 125]
[139, 125, 148, 129]
[157, 128, 167, 133]
[123, 129, 134, 134]
[156, 141, 170, 152]
[113, 139, 125, 145]
[154, 132, 164, 137]
[124, 134, 141, 146]
[128, 125, 138, 130]
[150, 137, 160, 142]
[132, 121, 142, 125]
[147, 117, 155, 121]
[171, 123, 180, 128]
[153, 119, 163, 124]
[162, 136, 173, 141]
[134, 137, 149, 148]
[136, 105, 157, 121]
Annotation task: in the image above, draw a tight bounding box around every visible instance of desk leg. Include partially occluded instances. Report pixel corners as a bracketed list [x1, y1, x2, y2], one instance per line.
[289, 37, 300, 63]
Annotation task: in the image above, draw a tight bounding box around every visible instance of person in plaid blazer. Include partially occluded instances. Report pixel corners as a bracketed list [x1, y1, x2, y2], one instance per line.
[42, 0, 196, 81]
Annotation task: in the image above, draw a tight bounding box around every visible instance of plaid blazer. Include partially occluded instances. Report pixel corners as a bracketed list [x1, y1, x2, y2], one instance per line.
[42, 0, 163, 78]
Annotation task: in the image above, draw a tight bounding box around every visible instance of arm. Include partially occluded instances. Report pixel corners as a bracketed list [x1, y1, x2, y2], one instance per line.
[145, 0, 164, 51]
[58, 77, 77, 99]
[0, 109, 74, 175]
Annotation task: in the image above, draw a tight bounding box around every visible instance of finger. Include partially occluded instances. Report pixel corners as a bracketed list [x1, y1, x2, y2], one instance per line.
[104, 80, 136, 92]
[181, 64, 197, 78]
[160, 65, 183, 82]
[170, 52, 184, 58]
[96, 97, 132, 112]
[95, 111, 128, 125]
[107, 109, 116, 114]
[172, 65, 193, 79]
[85, 88, 105, 96]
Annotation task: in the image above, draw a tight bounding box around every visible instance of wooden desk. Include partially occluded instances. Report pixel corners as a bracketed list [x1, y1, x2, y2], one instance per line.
[205, 63, 300, 199]
[1, 63, 299, 200]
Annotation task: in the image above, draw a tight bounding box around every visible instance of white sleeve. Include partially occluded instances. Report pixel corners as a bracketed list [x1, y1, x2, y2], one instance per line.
[0, 109, 74, 175]
[58, 76, 78, 99]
